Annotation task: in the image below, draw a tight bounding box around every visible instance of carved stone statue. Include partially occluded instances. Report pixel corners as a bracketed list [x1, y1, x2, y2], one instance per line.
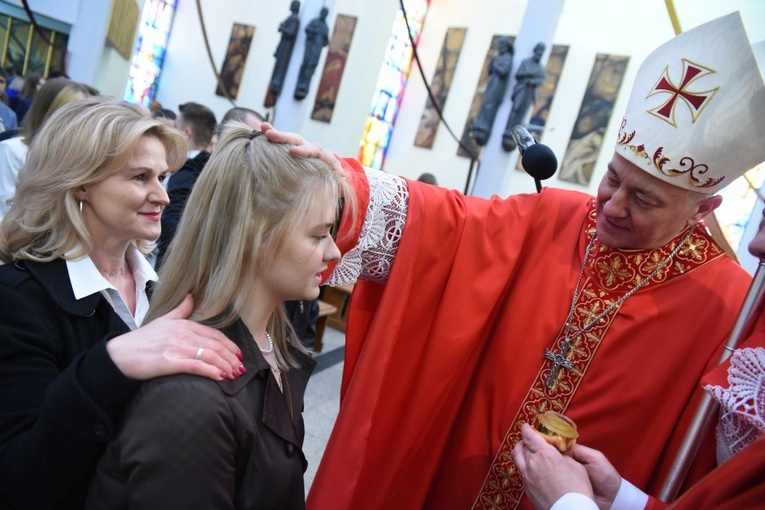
[294, 7, 330, 100]
[502, 42, 547, 151]
[269, 0, 301, 96]
[471, 37, 514, 146]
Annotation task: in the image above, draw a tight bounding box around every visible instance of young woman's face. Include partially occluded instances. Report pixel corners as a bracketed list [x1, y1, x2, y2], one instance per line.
[264, 192, 341, 302]
[79, 135, 170, 248]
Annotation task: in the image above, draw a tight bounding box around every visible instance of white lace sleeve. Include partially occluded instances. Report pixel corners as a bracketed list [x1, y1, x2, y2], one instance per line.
[703, 347, 765, 464]
[326, 169, 408, 286]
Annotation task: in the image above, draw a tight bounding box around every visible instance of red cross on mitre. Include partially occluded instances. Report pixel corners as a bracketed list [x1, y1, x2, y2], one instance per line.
[646, 58, 719, 127]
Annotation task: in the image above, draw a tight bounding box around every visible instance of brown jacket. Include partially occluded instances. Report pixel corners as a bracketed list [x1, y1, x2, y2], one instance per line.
[87, 320, 316, 509]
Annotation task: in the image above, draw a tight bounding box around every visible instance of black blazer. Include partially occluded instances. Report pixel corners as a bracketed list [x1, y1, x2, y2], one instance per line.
[156, 151, 211, 268]
[87, 320, 316, 509]
[0, 259, 138, 510]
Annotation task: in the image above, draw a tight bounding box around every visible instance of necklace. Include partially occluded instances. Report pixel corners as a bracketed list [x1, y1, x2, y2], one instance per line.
[259, 331, 274, 354]
[543, 226, 696, 388]
[259, 332, 282, 381]
[98, 264, 125, 277]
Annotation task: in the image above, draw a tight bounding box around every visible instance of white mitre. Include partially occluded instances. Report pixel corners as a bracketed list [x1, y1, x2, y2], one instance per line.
[615, 12, 765, 194]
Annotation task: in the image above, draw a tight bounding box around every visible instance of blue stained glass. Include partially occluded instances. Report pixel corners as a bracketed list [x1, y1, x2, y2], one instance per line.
[358, 0, 430, 169]
[124, 0, 178, 107]
[383, 96, 398, 123]
[717, 164, 765, 251]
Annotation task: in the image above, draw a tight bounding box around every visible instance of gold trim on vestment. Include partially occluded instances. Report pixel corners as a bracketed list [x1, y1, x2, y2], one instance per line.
[472, 203, 726, 509]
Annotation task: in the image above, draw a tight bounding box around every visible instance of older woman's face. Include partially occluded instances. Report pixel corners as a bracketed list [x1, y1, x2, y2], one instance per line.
[79, 135, 170, 247]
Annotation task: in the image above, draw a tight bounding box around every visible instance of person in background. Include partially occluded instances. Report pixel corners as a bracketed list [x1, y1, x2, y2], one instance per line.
[0, 78, 93, 220]
[416, 172, 438, 185]
[0, 97, 243, 510]
[513, 212, 765, 510]
[10, 73, 45, 124]
[155, 101, 217, 268]
[151, 107, 177, 127]
[207, 106, 265, 152]
[5, 63, 23, 97]
[0, 68, 18, 134]
[87, 123, 350, 508]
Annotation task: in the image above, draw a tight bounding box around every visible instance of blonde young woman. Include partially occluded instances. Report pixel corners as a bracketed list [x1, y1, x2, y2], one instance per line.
[0, 97, 243, 510]
[87, 123, 350, 509]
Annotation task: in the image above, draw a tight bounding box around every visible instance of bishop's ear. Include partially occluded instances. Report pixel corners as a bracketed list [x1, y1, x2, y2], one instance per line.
[689, 194, 723, 225]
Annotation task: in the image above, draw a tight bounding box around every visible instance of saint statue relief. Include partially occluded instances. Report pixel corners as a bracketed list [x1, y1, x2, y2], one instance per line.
[269, 0, 301, 96]
[502, 42, 547, 151]
[471, 37, 514, 147]
[295, 7, 330, 100]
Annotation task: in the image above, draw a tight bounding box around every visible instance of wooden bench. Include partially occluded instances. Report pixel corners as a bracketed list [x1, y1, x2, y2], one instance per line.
[313, 300, 338, 353]
[321, 283, 355, 333]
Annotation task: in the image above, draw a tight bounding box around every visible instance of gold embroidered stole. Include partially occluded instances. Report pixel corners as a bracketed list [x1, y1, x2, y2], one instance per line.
[472, 205, 727, 510]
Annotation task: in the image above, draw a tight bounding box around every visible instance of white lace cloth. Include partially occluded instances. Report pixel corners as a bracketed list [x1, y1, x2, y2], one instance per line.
[326, 168, 408, 286]
[704, 347, 765, 464]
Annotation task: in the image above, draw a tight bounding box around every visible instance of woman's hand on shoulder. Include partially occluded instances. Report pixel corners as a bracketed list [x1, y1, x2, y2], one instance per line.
[106, 294, 243, 381]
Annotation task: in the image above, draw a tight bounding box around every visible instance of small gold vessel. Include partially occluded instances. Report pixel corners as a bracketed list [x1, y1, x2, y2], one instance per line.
[534, 411, 579, 452]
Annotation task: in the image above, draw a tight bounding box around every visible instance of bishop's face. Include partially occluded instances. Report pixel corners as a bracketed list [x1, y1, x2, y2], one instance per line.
[595, 153, 717, 250]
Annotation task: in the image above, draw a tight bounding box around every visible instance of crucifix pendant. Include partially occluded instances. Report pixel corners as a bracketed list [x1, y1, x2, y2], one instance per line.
[544, 338, 577, 388]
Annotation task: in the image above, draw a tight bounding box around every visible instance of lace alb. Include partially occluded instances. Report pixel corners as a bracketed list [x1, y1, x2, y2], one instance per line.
[704, 347, 765, 464]
[326, 169, 408, 286]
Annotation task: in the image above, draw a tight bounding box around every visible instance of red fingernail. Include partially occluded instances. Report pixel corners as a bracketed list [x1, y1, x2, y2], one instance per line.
[236, 350, 243, 360]
[239, 364, 247, 374]
[232, 369, 241, 378]
[220, 371, 227, 379]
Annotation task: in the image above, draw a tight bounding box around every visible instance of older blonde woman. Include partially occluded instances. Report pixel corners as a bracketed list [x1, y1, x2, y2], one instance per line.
[0, 96, 243, 510]
[87, 124, 351, 509]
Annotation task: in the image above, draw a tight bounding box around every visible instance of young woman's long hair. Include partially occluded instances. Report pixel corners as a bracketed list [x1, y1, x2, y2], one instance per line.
[0, 96, 187, 263]
[148, 123, 353, 368]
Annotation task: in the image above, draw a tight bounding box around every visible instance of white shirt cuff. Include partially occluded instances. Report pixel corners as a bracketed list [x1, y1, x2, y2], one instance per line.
[551, 492, 599, 510]
[611, 478, 649, 510]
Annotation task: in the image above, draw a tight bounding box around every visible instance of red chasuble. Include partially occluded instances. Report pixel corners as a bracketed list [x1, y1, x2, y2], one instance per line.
[307, 160, 751, 510]
[663, 434, 765, 509]
[646, 320, 765, 509]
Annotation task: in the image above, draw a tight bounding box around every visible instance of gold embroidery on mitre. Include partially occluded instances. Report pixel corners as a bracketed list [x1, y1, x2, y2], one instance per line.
[472, 204, 727, 510]
[616, 115, 725, 190]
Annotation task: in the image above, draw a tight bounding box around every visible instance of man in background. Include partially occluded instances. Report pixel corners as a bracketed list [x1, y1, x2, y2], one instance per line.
[156, 102, 216, 268]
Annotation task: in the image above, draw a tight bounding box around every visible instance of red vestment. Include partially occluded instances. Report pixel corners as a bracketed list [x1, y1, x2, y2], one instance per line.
[646, 319, 765, 509]
[308, 160, 751, 509]
[666, 434, 765, 509]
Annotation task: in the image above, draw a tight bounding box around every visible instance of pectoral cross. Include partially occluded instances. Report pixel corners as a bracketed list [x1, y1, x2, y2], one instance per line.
[544, 339, 576, 388]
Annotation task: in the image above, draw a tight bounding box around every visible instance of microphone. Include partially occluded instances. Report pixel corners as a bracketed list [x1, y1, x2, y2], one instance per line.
[510, 125, 558, 193]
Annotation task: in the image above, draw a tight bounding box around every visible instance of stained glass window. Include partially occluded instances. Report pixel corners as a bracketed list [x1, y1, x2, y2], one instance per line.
[358, 0, 430, 169]
[123, 0, 177, 106]
[717, 163, 765, 251]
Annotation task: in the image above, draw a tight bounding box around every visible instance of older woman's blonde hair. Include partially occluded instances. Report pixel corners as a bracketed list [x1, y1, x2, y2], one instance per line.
[0, 96, 187, 263]
[147, 123, 353, 369]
